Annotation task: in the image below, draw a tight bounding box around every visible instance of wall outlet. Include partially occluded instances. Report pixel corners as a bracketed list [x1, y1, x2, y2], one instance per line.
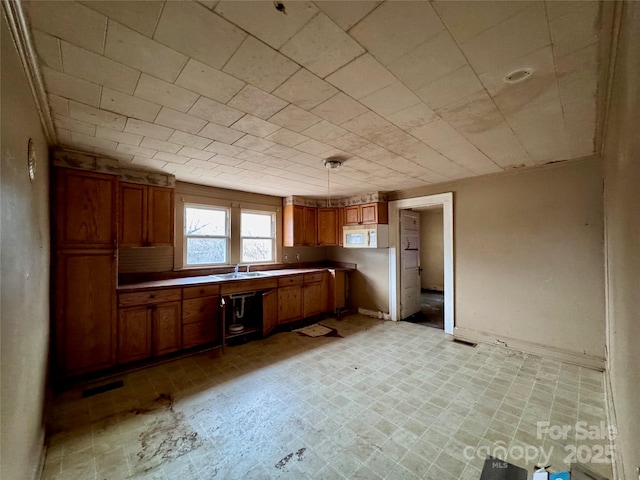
[295, 252, 301, 261]
[283, 254, 288, 260]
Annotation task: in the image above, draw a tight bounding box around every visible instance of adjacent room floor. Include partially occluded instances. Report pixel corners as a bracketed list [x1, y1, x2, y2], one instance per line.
[406, 290, 445, 330]
[42, 315, 613, 480]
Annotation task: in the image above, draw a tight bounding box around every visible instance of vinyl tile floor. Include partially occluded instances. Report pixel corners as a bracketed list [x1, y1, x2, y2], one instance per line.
[42, 315, 614, 480]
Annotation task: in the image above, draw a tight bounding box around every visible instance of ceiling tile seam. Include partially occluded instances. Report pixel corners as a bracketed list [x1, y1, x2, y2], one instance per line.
[343, 0, 386, 38]
[283, 24, 492, 176]
[275, 9, 323, 54]
[150, 0, 166, 39]
[444, 2, 533, 48]
[430, 5, 534, 168]
[541, 1, 571, 160]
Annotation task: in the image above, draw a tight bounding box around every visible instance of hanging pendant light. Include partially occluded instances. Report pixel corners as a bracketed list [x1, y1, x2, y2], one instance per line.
[324, 156, 344, 208]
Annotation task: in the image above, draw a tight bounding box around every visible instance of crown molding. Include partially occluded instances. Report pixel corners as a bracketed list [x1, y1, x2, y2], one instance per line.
[2, 0, 57, 145]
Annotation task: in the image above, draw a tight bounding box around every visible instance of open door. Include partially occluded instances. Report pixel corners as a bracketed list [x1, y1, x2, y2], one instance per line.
[262, 289, 278, 336]
[400, 210, 421, 319]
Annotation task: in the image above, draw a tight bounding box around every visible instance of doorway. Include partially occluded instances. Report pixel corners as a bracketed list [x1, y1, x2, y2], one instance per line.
[388, 193, 454, 334]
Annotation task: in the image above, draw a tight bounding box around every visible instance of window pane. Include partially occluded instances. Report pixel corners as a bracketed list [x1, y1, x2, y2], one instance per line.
[186, 238, 226, 264]
[185, 207, 226, 236]
[241, 212, 272, 237]
[242, 239, 272, 262]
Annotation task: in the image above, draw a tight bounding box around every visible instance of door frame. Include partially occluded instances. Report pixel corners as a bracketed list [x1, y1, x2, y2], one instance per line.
[388, 192, 454, 334]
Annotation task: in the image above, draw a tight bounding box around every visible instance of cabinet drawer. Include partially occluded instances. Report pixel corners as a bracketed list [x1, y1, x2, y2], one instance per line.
[119, 288, 181, 307]
[303, 272, 323, 284]
[182, 321, 217, 349]
[220, 278, 277, 295]
[182, 297, 219, 325]
[278, 275, 303, 287]
[183, 284, 220, 300]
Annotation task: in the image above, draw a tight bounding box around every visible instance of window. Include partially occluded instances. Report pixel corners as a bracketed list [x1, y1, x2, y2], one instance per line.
[241, 211, 275, 263]
[184, 205, 229, 265]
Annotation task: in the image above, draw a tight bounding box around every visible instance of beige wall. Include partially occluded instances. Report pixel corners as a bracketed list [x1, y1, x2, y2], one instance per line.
[390, 157, 606, 362]
[602, 3, 640, 477]
[419, 208, 444, 291]
[282, 246, 327, 264]
[1, 16, 51, 480]
[327, 248, 389, 313]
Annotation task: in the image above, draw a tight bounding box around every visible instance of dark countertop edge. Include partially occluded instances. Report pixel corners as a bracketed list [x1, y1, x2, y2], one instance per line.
[118, 266, 355, 292]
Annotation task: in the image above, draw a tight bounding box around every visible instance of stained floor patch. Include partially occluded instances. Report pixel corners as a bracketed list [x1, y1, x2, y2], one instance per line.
[132, 394, 202, 475]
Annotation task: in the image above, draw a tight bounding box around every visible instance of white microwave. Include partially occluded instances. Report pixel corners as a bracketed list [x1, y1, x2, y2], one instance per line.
[343, 225, 389, 248]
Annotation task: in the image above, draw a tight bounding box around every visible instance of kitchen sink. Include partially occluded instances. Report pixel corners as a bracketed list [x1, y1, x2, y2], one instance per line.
[212, 272, 267, 280]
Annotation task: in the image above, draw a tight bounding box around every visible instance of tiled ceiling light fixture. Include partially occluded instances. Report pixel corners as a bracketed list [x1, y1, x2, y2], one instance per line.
[324, 156, 345, 206]
[504, 68, 534, 84]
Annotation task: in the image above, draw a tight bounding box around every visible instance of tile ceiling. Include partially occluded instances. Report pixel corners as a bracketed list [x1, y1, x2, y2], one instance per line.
[24, 0, 607, 197]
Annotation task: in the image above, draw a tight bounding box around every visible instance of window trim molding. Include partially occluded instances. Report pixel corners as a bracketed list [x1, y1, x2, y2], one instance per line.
[240, 209, 276, 264]
[183, 203, 230, 267]
[174, 189, 282, 270]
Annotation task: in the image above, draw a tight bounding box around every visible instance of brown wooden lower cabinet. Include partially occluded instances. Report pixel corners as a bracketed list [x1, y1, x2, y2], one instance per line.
[154, 301, 182, 355]
[181, 295, 220, 349]
[118, 306, 151, 364]
[262, 289, 278, 335]
[118, 300, 181, 365]
[278, 285, 303, 324]
[303, 282, 322, 318]
[55, 250, 117, 378]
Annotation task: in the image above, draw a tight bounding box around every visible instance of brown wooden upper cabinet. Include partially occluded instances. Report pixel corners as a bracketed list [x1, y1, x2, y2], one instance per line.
[119, 182, 174, 247]
[343, 202, 388, 226]
[317, 208, 339, 246]
[55, 169, 117, 249]
[283, 204, 317, 247]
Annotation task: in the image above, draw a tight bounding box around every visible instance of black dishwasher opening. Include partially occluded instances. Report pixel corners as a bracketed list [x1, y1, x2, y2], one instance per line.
[223, 291, 264, 345]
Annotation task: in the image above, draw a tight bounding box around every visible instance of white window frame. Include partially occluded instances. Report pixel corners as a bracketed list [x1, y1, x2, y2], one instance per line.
[240, 209, 276, 264]
[183, 203, 230, 267]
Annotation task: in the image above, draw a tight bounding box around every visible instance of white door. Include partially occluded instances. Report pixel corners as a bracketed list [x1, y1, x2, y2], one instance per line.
[400, 210, 421, 319]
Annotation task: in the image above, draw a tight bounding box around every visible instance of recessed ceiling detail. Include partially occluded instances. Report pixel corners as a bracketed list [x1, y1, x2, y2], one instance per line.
[19, 0, 607, 198]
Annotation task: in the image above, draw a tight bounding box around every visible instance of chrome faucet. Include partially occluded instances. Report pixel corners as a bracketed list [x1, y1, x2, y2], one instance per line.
[234, 263, 241, 274]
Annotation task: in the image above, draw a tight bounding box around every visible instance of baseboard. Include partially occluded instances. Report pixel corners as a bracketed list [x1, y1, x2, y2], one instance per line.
[603, 369, 624, 479]
[453, 326, 606, 370]
[31, 429, 47, 480]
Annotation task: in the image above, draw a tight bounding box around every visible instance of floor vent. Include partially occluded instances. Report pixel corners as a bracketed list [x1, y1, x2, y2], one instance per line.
[82, 380, 124, 398]
[453, 339, 477, 347]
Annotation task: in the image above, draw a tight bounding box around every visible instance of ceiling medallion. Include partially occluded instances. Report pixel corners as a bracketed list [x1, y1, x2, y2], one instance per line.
[504, 68, 533, 84]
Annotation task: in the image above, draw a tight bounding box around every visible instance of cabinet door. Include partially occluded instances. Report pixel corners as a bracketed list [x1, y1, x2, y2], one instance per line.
[317, 208, 338, 246]
[119, 183, 147, 246]
[344, 206, 360, 225]
[303, 282, 322, 318]
[338, 207, 345, 246]
[182, 296, 219, 325]
[293, 205, 305, 246]
[262, 289, 278, 336]
[56, 169, 116, 249]
[118, 306, 152, 364]
[278, 285, 302, 324]
[147, 186, 174, 246]
[154, 301, 181, 356]
[182, 321, 217, 349]
[321, 272, 330, 313]
[56, 250, 117, 376]
[360, 204, 378, 224]
[303, 207, 317, 246]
